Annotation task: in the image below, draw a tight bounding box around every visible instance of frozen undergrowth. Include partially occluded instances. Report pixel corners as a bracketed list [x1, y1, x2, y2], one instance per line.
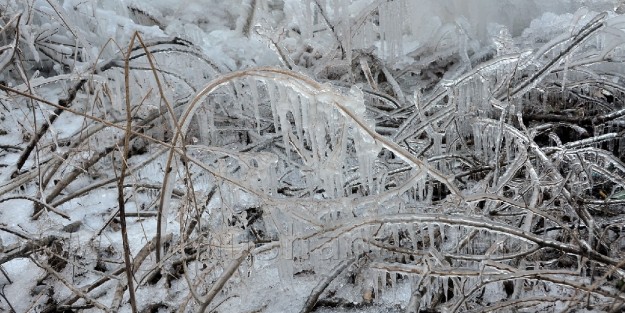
[2, 0, 625, 312]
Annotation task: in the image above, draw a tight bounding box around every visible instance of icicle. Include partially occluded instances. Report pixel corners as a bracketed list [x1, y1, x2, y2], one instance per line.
[392, 224, 399, 247]
[428, 224, 436, 249]
[266, 80, 280, 137]
[206, 100, 216, 145]
[422, 176, 431, 203]
[232, 82, 245, 116]
[277, 84, 292, 160]
[418, 223, 427, 250]
[423, 277, 433, 307]
[195, 108, 209, 145]
[356, 143, 371, 194]
[249, 78, 261, 135]
[289, 86, 304, 144]
[337, 125, 348, 196]
[378, 0, 404, 61]
[277, 258, 293, 284]
[339, 0, 352, 78]
[302, 94, 313, 154]
[438, 223, 445, 247]
[336, 234, 346, 260]
[442, 277, 449, 302]
[260, 152, 279, 195]
[410, 223, 418, 251]
[302, 0, 313, 39]
[312, 97, 327, 173]
[372, 269, 382, 298]
[417, 169, 426, 200]
[352, 229, 367, 256]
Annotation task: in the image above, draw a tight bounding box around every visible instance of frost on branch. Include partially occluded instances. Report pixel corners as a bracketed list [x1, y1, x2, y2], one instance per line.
[3, 1, 625, 312]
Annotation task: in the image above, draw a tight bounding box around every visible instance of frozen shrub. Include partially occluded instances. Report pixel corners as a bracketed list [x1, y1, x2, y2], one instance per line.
[2, 1, 625, 313]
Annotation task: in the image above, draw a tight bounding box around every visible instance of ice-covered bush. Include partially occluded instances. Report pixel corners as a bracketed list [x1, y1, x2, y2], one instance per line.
[2, 1, 625, 312]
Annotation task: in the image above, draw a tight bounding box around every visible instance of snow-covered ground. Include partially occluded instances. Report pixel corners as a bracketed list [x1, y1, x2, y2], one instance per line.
[1, 0, 625, 312]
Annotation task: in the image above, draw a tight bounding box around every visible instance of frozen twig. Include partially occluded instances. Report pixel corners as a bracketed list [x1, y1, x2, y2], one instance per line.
[502, 12, 607, 100]
[197, 246, 251, 312]
[32, 255, 111, 312]
[0, 235, 58, 265]
[113, 32, 140, 313]
[0, 196, 70, 220]
[300, 258, 357, 313]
